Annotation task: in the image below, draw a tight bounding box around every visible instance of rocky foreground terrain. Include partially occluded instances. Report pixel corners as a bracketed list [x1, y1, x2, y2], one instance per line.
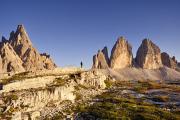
[0, 25, 180, 119]
[0, 67, 180, 120]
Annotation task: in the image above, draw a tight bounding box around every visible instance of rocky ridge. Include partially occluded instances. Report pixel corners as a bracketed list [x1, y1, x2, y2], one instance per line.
[161, 52, 178, 69]
[0, 25, 56, 73]
[110, 37, 133, 69]
[0, 68, 108, 119]
[93, 37, 179, 70]
[135, 39, 163, 69]
[92, 48, 109, 69]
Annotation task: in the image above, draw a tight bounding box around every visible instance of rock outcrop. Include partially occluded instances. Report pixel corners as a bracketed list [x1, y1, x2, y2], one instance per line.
[102, 46, 110, 65]
[92, 49, 109, 69]
[0, 25, 56, 73]
[161, 52, 177, 69]
[9, 25, 56, 71]
[110, 37, 133, 69]
[0, 38, 25, 73]
[0, 68, 109, 119]
[135, 39, 162, 69]
[40, 53, 56, 69]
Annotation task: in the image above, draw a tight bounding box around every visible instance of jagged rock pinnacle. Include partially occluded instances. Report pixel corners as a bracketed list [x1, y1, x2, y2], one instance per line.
[110, 36, 133, 69]
[135, 39, 163, 69]
[0, 24, 56, 73]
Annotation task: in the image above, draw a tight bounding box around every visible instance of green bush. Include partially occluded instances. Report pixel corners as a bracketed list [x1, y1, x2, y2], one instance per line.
[104, 79, 113, 88]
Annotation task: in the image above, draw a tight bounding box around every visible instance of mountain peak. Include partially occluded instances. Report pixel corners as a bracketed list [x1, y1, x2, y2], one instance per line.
[0, 24, 56, 73]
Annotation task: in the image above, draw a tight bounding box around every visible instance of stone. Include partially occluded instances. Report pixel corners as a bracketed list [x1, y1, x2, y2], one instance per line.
[31, 111, 40, 120]
[6, 24, 56, 72]
[11, 112, 22, 120]
[102, 46, 110, 65]
[40, 53, 56, 69]
[0, 40, 25, 73]
[135, 39, 162, 69]
[172, 56, 178, 64]
[110, 36, 133, 69]
[80, 70, 107, 89]
[92, 49, 109, 69]
[161, 52, 177, 69]
[178, 63, 180, 68]
[92, 54, 98, 68]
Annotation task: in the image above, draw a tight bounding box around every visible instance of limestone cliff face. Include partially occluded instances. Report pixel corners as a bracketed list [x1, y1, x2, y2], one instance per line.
[92, 37, 179, 70]
[0, 24, 56, 73]
[102, 46, 110, 65]
[12, 86, 75, 111]
[9, 25, 56, 71]
[110, 37, 133, 69]
[92, 47, 109, 69]
[40, 53, 57, 70]
[9, 25, 33, 58]
[161, 52, 177, 69]
[80, 70, 107, 89]
[0, 39, 25, 73]
[0, 69, 109, 119]
[135, 39, 162, 69]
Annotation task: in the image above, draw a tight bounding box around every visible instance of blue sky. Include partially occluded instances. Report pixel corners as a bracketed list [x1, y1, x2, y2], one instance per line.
[0, 0, 180, 68]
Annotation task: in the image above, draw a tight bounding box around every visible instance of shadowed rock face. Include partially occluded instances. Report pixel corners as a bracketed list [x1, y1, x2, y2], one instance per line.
[110, 37, 133, 69]
[102, 46, 110, 65]
[92, 49, 109, 69]
[161, 52, 177, 69]
[0, 25, 56, 73]
[135, 39, 162, 69]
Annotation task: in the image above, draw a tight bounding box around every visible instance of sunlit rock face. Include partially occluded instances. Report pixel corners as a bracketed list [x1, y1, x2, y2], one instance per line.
[0, 25, 56, 73]
[110, 37, 133, 69]
[80, 70, 107, 89]
[9, 25, 33, 58]
[135, 39, 163, 69]
[161, 52, 177, 69]
[12, 86, 76, 111]
[92, 47, 109, 69]
[0, 68, 109, 119]
[40, 53, 57, 69]
[9, 25, 56, 71]
[0, 39, 25, 73]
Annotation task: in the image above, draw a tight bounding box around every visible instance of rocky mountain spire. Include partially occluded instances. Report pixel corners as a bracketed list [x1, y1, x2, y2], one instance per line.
[0, 39, 25, 73]
[102, 46, 110, 65]
[161, 52, 177, 69]
[10, 24, 32, 57]
[0, 24, 56, 73]
[135, 39, 162, 69]
[9, 25, 56, 71]
[92, 48, 109, 69]
[110, 36, 133, 69]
